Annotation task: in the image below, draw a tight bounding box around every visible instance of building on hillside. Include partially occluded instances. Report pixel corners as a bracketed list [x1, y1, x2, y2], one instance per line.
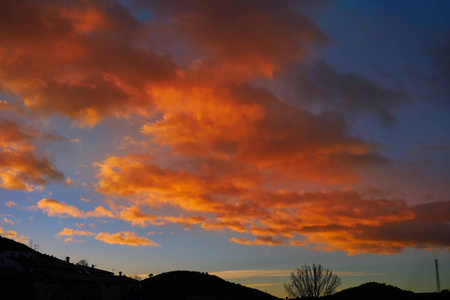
[0, 250, 37, 272]
[0, 249, 140, 300]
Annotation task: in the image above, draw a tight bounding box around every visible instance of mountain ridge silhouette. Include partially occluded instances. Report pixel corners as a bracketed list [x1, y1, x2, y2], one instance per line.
[1, 235, 448, 300]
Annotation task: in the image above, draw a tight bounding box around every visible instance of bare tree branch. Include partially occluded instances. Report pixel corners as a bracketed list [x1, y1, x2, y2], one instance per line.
[284, 264, 341, 298]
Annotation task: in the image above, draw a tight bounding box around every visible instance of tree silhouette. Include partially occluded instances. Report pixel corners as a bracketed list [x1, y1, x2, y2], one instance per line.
[285, 264, 341, 298]
[77, 259, 89, 267]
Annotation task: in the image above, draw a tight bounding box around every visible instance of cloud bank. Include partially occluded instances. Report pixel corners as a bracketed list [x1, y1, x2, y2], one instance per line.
[1, 0, 448, 255]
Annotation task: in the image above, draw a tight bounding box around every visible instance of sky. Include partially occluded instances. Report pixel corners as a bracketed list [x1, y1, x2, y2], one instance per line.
[0, 0, 449, 297]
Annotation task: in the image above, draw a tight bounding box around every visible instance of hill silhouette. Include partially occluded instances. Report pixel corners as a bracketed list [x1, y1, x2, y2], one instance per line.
[2, 235, 448, 300]
[323, 282, 449, 300]
[141, 270, 280, 300]
[0, 236, 38, 254]
[325, 282, 415, 300]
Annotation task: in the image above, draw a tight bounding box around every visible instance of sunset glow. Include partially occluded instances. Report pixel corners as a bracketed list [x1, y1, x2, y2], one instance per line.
[1, 0, 449, 297]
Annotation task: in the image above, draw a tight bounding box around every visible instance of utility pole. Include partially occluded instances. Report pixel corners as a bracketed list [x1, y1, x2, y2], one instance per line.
[435, 259, 441, 293]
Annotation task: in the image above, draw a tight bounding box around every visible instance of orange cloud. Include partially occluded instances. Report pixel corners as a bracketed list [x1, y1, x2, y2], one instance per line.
[63, 237, 74, 244]
[55, 228, 95, 237]
[95, 231, 160, 247]
[202, 220, 247, 233]
[64, 177, 74, 186]
[164, 215, 208, 229]
[37, 198, 210, 232]
[55, 227, 159, 247]
[230, 236, 284, 246]
[86, 206, 116, 218]
[118, 206, 208, 229]
[94, 153, 450, 254]
[0, 0, 179, 127]
[0, 226, 29, 244]
[36, 199, 86, 218]
[1, 0, 447, 256]
[141, 82, 386, 185]
[95, 154, 250, 213]
[0, 117, 64, 191]
[0, 227, 18, 239]
[80, 197, 90, 202]
[3, 218, 14, 225]
[5, 201, 17, 207]
[289, 240, 309, 247]
[35, 199, 115, 219]
[119, 206, 161, 227]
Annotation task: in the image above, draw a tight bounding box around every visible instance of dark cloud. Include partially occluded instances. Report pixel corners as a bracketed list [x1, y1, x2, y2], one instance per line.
[356, 221, 450, 250]
[137, 0, 329, 77]
[426, 30, 450, 106]
[280, 59, 408, 126]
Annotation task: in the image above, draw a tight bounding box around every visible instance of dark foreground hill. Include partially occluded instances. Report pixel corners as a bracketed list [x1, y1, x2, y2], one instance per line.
[323, 282, 449, 300]
[2, 236, 448, 300]
[0, 235, 38, 254]
[327, 282, 415, 300]
[141, 270, 281, 300]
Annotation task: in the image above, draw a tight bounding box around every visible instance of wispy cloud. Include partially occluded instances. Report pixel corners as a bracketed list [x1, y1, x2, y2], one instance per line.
[246, 283, 282, 288]
[95, 231, 160, 247]
[55, 228, 160, 247]
[34, 198, 115, 219]
[335, 271, 387, 277]
[0, 226, 17, 239]
[212, 269, 291, 280]
[3, 217, 14, 225]
[55, 228, 95, 237]
[5, 201, 17, 207]
[212, 269, 386, 280]
[0, 226, 29, 244]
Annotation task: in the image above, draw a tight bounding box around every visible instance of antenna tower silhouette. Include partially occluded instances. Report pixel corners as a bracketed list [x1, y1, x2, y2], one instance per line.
[435, 259, 441, 293]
